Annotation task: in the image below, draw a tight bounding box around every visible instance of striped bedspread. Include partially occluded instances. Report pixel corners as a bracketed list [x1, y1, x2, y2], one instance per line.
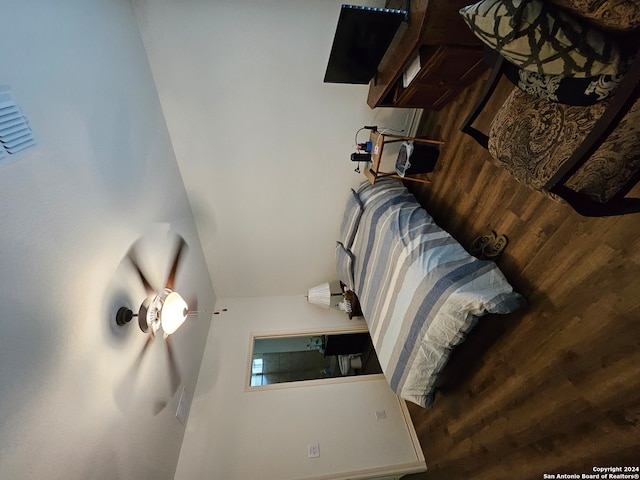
[345, 178, 526, 408]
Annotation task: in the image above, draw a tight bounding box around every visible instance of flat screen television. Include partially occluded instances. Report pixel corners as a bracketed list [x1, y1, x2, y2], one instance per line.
[324, 4, 408, 85]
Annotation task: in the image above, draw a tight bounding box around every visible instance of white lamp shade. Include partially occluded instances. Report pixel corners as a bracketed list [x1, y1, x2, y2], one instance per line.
[307, 282, 331, 308]
[161, 291, 189, 335]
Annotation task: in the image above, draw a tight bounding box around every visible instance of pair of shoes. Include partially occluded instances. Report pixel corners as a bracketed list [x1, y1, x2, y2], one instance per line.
[470, 231, 496, 256]
[470, 231, 509, 260]
[482, 233, 508, 260]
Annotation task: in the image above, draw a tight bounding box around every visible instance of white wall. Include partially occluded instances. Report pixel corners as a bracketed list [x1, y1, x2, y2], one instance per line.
[175, 296, 425, 480]
[0, 1, 214, 479]
[132, 0, 414, 298]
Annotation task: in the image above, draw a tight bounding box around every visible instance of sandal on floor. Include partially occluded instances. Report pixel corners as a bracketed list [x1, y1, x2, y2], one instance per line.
[470, 231, 496, 256]
[482, 234, 508, 260]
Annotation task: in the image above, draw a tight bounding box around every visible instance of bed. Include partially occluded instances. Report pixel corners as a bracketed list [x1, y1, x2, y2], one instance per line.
[336, 178, 526, 407]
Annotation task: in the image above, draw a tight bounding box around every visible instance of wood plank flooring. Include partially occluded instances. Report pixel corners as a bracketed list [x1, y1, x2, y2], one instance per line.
[403, 72, 640, 479]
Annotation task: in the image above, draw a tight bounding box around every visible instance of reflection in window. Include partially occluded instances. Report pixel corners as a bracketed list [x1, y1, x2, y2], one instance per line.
[248, 333, 383, 388]
[251, 357, 266, 386]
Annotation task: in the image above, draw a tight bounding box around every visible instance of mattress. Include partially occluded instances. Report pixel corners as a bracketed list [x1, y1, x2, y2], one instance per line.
[336, 178, 526, 407]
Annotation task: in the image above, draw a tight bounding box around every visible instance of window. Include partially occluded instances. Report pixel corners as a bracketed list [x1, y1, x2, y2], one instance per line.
[247, 332, 383, 390]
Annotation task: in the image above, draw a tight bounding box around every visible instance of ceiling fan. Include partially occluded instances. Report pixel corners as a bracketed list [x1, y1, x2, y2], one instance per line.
[115, 234, 189, 337]
[110, 232, 191, 415]
[110, 230, 226, 415]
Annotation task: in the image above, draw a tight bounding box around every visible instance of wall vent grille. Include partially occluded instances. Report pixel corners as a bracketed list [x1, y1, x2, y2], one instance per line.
[0, 87, 36, 158]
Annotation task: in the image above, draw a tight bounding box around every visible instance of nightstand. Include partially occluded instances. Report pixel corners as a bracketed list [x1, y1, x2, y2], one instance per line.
[363, 130, 444, 185]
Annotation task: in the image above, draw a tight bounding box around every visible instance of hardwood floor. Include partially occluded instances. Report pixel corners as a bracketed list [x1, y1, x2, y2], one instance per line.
[403, 73, 640, 479]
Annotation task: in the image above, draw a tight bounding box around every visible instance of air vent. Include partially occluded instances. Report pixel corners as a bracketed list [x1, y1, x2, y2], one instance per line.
[0, 86, 36, 158]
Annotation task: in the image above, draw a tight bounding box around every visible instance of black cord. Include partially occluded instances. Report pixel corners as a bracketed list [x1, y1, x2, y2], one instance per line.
[354, 127, 368, 173]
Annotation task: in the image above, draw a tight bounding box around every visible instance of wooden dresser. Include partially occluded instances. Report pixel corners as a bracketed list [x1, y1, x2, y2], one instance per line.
[367, 0, 486, 110]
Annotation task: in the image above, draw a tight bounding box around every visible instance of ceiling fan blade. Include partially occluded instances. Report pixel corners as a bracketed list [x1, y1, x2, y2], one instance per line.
[151, 336, 182, 416]
[127, 336, 153, 380]
[137, 335, 153, 362]
[114, 336, 153, 413]
[165, 235, 187, 291]
[164, 336, 181, 396]
[126, 247, 156, 294]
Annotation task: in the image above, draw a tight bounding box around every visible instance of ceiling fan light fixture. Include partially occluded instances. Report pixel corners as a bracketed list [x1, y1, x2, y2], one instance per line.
[137, 288, 188, 336]
[161, 291, 189, 335]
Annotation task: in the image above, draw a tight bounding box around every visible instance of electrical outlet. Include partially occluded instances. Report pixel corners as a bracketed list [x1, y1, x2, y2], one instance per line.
[308, 443, 320, 458]
[375, 410, 387, 420]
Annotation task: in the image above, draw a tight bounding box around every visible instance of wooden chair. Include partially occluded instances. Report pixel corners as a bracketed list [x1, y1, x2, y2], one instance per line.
[461, 50, 640, 217]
